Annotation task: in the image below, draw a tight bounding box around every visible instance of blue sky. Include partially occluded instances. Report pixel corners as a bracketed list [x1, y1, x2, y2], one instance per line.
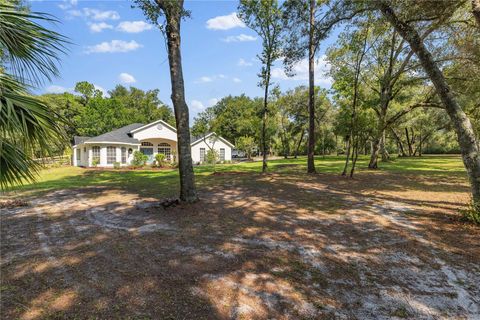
[31, 0, 338, 121]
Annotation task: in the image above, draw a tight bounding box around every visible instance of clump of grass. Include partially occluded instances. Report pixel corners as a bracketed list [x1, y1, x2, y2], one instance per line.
[391, 305, 410, 318]
[461, 201, 480, 225]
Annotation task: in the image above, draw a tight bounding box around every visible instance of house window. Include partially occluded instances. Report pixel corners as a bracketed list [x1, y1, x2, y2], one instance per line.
[220, 148, 225, 161]
[158, 143, 171, 160]
[107, 146, 116, 164]
[141, 141, 153, 146]
[76, 148, 81, 161]
[92, 146, 100, 163]
[200, 148, 205, 162]
[121, 147, 127, 164]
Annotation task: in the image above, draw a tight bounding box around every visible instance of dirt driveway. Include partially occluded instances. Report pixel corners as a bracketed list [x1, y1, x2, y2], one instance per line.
[1, 171, 479, 319]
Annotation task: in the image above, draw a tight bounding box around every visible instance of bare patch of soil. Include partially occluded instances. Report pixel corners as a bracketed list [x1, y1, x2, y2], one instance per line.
[1, 172, 479, 319]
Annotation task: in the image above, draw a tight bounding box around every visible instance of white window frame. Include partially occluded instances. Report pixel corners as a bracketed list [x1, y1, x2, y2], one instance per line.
[219, 148, 225, 161]
[200, 148, 205, 162]
[92, 146, 100, 162]
[107, 146, 116, 164]
[76, 148, 81, 161]
[157, 143, 171, 161]
[121, 147, 127, 164]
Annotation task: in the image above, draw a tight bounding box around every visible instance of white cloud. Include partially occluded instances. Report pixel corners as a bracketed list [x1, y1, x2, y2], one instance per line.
[191, 100, 205, 111]
[222, 34, 257, 43]
[195, 74, 228, 83]
[58, 0, 77, 10]
[117, 21, 153, 33]
[198, 76, 213, 83]
[66, 9, 82, 18]
[207, 98, 219, 107]
[68, 8, 120, 21]
[83, 8, 120, 21]
[271, 55, 333, 87]
[118, 72, 136, 84]
[46, 85, 69, 94]
[191, 98, 219, 111]
[89, 22, 113, 33]
[233, 77, 242, 83]
[85, 40, 142, 54]
[238, 58, 253, 67]
[206, 12, 245, 30]
[94, 84, 108, 97]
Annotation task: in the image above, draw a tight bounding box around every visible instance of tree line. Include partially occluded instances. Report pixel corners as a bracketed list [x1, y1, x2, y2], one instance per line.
[2, 0, 479, 218]
[40, 81, 174, 149]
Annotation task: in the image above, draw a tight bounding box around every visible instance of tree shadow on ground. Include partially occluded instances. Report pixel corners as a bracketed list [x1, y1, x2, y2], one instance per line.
[2, 169, 479, 319]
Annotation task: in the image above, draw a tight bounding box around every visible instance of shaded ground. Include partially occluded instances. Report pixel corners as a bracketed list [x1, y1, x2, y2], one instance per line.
[2, 158, 480, 319]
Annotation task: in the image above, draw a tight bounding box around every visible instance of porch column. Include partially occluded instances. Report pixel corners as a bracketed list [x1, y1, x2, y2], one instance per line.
[88, 147, 92, 167]
[73, 148, 78, 166]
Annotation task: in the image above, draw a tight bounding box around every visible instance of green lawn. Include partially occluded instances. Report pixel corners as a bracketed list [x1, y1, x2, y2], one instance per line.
[4, 155, 466, 199]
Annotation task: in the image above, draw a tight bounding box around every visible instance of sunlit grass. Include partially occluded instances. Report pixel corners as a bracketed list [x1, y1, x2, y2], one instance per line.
[3, 155, 466, 198]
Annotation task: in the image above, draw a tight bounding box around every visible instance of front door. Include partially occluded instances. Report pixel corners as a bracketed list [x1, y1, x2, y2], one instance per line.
[140, 148, 154, 164]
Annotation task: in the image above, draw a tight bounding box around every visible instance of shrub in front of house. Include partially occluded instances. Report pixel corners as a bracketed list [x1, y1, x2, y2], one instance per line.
[113, 162, 121, 169]
[155, 153, 167, 167]
[131, 151, 148, 167]
[92, 158, 100, 167]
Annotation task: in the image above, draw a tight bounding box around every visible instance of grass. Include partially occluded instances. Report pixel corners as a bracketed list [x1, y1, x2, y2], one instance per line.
[3, 154, 467, 199]
[2, 154, 478, 319]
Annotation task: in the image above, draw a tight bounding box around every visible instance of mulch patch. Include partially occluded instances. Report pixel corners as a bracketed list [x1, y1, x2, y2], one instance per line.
[0, 199, 29, 209]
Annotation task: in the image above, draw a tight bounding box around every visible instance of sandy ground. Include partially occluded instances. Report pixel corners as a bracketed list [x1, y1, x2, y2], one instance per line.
[1, 171, 479, 319]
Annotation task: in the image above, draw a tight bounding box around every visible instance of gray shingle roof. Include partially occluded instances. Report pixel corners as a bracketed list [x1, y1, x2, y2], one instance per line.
[73, 136, 90, 145]
[83, 123, 144, 144]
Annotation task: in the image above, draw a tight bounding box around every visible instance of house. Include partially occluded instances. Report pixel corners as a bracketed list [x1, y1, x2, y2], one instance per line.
[72, 120, 234, 167]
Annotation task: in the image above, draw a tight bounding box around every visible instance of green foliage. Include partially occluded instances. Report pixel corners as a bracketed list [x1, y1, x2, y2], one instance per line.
[113, 162, 121, 169]
[206, 149, 219, 165]
[155, 153, 167, 167]
[238, 0, 283, 87]
[0, 4, 68, 190]
[131, 151, 148, 167]
[92, 158, 100, 167]
[74, 81, 102, 105]
[191, 95, 261, 146]
[462, 202, 480, 225]
[40, 83, 175, 138]
[236, 136, 257, 159]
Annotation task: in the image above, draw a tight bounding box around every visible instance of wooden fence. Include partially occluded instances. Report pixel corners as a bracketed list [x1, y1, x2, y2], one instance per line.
[33, 155, 71, 166]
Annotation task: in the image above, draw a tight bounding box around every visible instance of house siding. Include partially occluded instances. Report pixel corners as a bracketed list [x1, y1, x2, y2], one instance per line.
[72, 121, 233, 167]
[191, 138, 232, 164]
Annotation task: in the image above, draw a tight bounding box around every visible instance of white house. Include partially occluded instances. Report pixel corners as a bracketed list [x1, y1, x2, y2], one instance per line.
[72, 120, 234, 167]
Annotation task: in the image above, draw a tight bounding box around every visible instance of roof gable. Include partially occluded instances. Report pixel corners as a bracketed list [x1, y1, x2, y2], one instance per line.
[129, 119, 177, 134]
[84, 123, 144, 144]
[190, 132, 235, 148]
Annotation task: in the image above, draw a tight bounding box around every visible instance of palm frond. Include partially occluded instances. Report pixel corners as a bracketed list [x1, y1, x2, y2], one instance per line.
[0, 139, 42, 190]
[0, 4, 69, 86]
[0, 74, 66, 146]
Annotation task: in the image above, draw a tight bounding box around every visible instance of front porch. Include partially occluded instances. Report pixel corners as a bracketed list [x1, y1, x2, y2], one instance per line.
[138, 139, 177, 164]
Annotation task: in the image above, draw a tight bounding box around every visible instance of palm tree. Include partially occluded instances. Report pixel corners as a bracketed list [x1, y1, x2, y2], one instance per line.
[0, 4, 67, 190]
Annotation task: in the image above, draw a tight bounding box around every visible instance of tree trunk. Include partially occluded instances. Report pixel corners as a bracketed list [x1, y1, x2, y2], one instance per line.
[391, 129, 406, 156]
[294, 130, 305, 159]
[261, 68, 270, 173]
[342, 135, 351, 176]
[350, 137, 360, 178]
[368, 136, 380, 169]
[473, 0, 480, 28]
[307, 0, 316, 173]
[379, 2, 480, 207]
[380, 130, 390, 161]
[165, 6, 197, 202]
[405, 127, 413, 156]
